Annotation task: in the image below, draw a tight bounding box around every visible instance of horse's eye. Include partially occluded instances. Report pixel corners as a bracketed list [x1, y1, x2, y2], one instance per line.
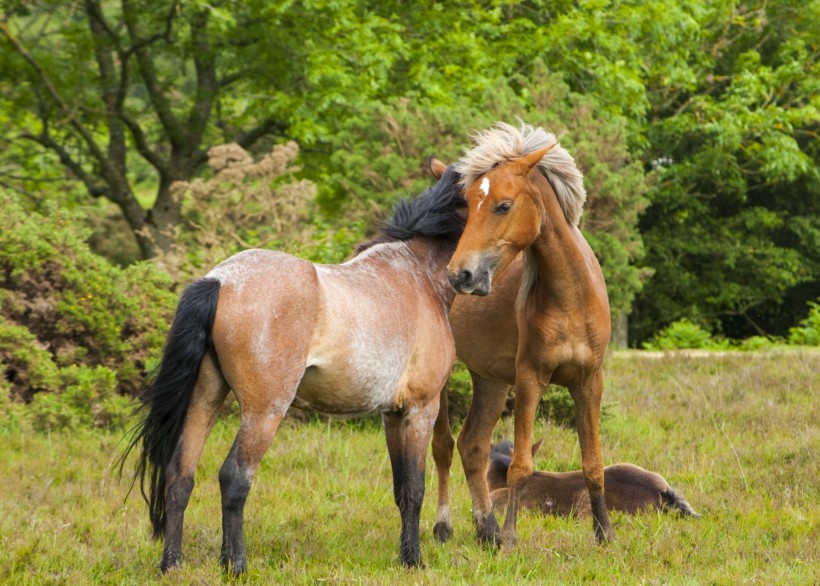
[494, 201, 512, 215]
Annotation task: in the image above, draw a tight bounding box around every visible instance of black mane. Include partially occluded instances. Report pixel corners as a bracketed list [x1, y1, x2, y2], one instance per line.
[357, 166, 466, 253]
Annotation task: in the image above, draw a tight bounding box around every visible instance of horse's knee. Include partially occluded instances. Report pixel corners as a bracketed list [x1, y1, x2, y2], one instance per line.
[219, 460, 251, 513]
[167, 475, 195, 511]
[432, 433, 455, 467]
[581, 463, 605, 495]
[507, 460, 533, 487]
[457, 434, 488, 475]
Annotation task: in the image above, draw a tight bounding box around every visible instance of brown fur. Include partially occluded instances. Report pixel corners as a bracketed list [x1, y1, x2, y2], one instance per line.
[440, 124, 615, 549]
[486, 441, 700, 519]
[129, 166, 467, 573]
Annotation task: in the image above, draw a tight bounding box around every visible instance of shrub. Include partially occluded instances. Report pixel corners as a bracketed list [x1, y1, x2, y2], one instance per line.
[0, 191, 176, 429]
[149, 142, 332, 281]
[788, 301, 820, 346]
[642, 319, 729, 350]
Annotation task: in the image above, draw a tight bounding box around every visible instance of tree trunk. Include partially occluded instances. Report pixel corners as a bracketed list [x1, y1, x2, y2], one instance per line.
[611, 313, 628, 348]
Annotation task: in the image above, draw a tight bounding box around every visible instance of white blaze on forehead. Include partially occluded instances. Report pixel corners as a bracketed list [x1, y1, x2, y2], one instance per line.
[477, 177, 491, 211]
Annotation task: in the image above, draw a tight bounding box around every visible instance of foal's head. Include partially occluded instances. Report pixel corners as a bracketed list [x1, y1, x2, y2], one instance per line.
[447, 122, 585, 296]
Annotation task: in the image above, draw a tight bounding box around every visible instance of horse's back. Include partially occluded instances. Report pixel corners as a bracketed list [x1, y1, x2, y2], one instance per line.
[603, 464, 669, 513]
[207, 249, 322, 409]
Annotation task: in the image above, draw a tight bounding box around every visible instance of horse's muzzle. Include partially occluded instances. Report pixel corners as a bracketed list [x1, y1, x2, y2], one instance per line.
[448, 268, 491, 296]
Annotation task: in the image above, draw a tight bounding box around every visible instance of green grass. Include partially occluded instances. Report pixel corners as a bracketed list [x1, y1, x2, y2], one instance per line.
[1, 351, 817, 584]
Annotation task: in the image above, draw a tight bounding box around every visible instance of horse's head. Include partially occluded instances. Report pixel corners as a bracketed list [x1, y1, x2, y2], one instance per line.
[447, 145, 554, 296]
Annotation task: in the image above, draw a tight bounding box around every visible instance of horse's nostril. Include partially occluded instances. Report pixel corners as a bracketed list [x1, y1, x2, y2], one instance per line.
[459, 270, 473, 285]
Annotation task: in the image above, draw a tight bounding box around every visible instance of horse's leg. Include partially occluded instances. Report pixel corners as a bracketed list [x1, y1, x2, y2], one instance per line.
[431, 384, 455, 543]
[161, 355, 229, 572]
[218, 404, 288, 574]
[382, 397, 439, 567]
[500, 366, 545, 551]
[456, 372, 510, 545]
[570, 368, 614, 543]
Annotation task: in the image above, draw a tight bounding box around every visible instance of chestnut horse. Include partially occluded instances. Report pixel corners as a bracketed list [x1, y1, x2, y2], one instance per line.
[438, 122, 614, 550]
[487, 441, 700, 519]
[123, 166, 466, 573]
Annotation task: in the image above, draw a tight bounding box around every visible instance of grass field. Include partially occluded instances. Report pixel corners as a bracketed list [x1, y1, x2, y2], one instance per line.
[1, 351, 817, 584]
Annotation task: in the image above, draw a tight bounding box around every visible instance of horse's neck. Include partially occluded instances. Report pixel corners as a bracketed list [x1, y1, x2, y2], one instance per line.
[522, 188, 591, 308]
[404, 238, 458, 308]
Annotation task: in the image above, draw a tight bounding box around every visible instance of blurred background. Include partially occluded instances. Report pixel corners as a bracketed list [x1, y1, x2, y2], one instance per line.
[1, 0, 817, 414]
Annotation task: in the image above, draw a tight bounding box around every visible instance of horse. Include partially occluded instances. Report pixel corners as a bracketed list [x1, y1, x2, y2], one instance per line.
[438, 121, 614, 551]
[122, 164, 466, 573]
[487, 440, 700, 519]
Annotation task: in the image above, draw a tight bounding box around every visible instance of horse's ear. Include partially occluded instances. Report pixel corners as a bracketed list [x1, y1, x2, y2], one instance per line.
[532, 438, 543, 456]
[427, 155, 447, 180]
[516, 144, 556, 175]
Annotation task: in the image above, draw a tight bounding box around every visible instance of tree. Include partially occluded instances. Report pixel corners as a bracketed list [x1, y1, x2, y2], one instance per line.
[632, 0, 819, 340]
[0, 1, 289, 258]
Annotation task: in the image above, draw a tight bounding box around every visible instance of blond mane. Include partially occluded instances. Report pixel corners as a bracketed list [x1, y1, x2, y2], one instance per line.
[454, 122, 586, 226]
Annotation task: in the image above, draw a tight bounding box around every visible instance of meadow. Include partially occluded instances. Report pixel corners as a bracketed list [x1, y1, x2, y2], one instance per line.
[1, 351, 817, 584]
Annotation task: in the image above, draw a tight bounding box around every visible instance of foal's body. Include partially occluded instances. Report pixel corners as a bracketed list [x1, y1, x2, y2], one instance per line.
[436, 122, 614, 549]
[127, 168, 465, 572]
[487, 441, 700, 519]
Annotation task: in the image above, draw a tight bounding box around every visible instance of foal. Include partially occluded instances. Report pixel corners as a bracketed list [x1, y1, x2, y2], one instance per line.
[124, 166, 466, 573]
[446, 122, 614, 550]
[487, 441, 700, 519]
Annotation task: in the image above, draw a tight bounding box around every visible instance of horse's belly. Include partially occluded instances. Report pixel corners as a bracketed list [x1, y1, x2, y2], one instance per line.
[293, 359, 404, 415]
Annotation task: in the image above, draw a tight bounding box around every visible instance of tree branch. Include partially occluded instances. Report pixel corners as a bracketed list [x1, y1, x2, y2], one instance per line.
[186, 9, 218, 155]
[21, 131, 110, 198]
[0, 20, 113, 179]
[121, 0, 185, 149]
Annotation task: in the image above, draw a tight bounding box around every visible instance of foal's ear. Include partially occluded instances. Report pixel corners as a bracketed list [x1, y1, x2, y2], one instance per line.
[532, 438, 544, 456]
[427, 155, 448, 180]
[515, 144, 556, 175]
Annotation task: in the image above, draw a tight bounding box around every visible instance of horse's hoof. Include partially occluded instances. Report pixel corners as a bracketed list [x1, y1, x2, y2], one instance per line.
[400, 553, 423, 569]
[433, 521, 453, 543]
[475, 514, 500, 547]
[159, 554, 182, 573]
[500, 532, 517, 553]
[595, 525, 615, 544]
[219, 555, 247, 575]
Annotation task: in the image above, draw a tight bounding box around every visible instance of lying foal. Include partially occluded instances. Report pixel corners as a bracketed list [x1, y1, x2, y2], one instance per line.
[488, 440, 700, 518]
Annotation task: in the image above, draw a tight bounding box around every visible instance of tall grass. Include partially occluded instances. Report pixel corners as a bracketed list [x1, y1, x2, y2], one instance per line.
[1, 351, 817, 584]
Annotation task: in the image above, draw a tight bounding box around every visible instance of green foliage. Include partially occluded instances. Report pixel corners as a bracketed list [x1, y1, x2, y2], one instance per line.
[28, 365, 131, 432]
[631, 0, 820, 341]
[538, 386, 578, 428]
[0, 190, 175, 426]
[642, 319, 725, 350]
[788, 302, 820, 346]
[2, 0, 816, 347]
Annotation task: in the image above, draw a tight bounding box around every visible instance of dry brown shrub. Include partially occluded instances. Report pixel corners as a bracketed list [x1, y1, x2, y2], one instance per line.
[148, 142, 318, 282]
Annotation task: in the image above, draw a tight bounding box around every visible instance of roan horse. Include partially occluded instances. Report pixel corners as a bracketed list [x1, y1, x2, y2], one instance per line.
[487, 440, 700, 519]
[123, 166, 466, 573]
[434, 122, 614, 550]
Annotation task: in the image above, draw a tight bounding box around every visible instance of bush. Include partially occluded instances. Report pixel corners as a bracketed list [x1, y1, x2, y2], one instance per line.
[788, 301, 820, 346]
[642, 319, 729, 350]
[0, 191, 176, 428]
[151, 142, 338, 281]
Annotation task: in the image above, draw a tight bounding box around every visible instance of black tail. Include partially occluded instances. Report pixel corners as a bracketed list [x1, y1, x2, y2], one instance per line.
[121, 278, 221, 538]
[660, 488, 701, 518]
